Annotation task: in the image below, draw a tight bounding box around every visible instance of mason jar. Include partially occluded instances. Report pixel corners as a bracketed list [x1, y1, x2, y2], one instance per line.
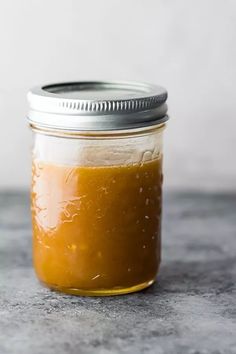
[27, 81, 168, 296]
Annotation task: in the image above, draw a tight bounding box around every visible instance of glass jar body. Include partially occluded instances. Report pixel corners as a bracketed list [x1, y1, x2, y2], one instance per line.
[31, 125, 164, 296]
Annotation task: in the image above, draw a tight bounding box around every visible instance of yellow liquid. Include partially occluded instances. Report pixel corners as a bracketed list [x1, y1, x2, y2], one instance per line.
[32, 158, 163, 296]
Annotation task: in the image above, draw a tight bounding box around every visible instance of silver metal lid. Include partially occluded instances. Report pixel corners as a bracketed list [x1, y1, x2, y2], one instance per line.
[27, 81, 168, 131]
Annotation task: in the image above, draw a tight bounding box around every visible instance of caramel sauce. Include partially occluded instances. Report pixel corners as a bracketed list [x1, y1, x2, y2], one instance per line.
[32, 157, 162, 295]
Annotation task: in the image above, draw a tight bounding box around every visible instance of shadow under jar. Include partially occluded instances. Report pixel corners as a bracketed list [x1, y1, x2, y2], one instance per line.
[27, 81, 168, 296]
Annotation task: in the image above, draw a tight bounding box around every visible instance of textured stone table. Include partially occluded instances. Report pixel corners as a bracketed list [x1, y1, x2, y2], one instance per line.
[0, 191, 236, 354]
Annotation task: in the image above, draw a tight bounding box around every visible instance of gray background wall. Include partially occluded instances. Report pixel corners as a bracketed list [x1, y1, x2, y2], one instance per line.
[0, 0, 235, 190]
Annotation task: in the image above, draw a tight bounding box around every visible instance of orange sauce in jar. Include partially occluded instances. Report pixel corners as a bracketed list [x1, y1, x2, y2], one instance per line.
[32, 157, 163, 296]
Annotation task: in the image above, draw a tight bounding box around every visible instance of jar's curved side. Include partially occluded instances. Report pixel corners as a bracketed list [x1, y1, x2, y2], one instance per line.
[32, 124, 165, 167]
[31, 125, 164, 295]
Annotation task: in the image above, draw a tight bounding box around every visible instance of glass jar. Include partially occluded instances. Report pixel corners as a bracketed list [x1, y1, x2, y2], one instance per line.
[27, 81, 168, 296]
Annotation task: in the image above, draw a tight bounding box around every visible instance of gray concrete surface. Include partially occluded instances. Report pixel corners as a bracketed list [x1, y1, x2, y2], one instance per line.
[0, 191, 236, 354]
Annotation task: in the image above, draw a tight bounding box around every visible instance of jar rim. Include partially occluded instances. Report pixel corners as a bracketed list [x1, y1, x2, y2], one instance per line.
[30, 121, 167, 140]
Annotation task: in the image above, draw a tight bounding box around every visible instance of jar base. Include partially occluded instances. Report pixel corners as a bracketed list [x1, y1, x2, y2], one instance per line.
[40, 279, 156, 297]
